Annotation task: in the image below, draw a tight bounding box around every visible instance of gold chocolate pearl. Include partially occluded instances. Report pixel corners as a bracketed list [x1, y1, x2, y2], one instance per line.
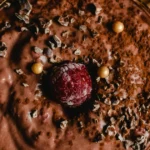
[31, 62, 43, 74]
[112, 21, 124, 33]
[97, 66, 109, 78]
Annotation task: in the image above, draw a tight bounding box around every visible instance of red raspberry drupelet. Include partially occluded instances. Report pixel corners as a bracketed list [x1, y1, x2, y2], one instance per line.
[50, 62, 92, 107]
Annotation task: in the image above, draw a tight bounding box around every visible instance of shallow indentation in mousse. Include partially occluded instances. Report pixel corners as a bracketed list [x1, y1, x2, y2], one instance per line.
[50, 62, 92, 107]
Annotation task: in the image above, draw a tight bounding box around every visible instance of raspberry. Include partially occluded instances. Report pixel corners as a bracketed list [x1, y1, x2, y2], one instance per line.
[50, 62, 92, 107]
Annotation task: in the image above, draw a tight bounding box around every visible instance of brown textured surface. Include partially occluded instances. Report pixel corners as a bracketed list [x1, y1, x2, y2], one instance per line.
[0, 0, 149, 150]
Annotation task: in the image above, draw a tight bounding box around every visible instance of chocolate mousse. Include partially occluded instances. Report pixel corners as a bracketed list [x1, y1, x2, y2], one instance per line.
[0, 0, 149, 150]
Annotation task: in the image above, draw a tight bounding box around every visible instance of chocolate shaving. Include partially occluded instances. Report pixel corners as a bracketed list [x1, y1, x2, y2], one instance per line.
[0, 41, 7, 57]
[60, 120, 68, 129]
[39, 18, 52, 34]
[22, 83, 29, 87]
[15, 69, 23, 75]
[21, 26, 28, 31]
[53, 35, 62, 48]
[48, 41, 55, 50]
[79, 25, 87, 32]
[0, 50, 6, 57]
[1, 21, 11, 31]
[0, 41, 7, 51]
[74, 49, 81, 55]
[30, 110, 38, 118]
[78, 10, 85, 16]
[34, 46, 43, 54]
[58, 16, 69, 26]
[15, 0, 32, 24]
[92, 103, 100, 112]
[48, 35, 62, 49]
[61, 30, 70, 38]
[0, 0, 11, 10]
[28, 24, 39, 34]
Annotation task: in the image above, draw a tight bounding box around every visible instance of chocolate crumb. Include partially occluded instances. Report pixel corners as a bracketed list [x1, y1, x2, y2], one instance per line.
[22, 83, 29, 87]
[15, 69, 23, 75]
[58, 16, 69, 27]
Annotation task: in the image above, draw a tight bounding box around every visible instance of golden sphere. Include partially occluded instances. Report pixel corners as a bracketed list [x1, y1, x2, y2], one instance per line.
[31, 62, 43, 74]
[112, 21, 124, 33]
[97, 66, 109, 78]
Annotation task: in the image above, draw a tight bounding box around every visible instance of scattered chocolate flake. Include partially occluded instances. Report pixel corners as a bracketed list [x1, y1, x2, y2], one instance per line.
[0, 41, 7, 51]
[124, 140, 134, 149]
[15, 69, 23, 75]
[104, 98, 111, 105]
[15, 13, 29, 24]
[61, 30, 70, 38]
[48, 35, 62, 49]
[74, 49, 81, 55]
[39, 18, 52, 34]
[78, 10, 85, 16]
[112, 99, 120, 106]
[106, 125, 116, 136]
[96, 77, 100, 83]
[21, 27, 28, 31]
[49, 56, 62, 63]
[34, 84, 42, 100]
[107, 109, 113, 117]
[22, 83, 29, 87]
[49, 57, 56, 63]
[93, 103, 100, 112]
[35, 90, 42, 100]
[132, 143, 140, 150]
[60, 120, 68, 129]
[34, 46, 43, 54]
[0, 0, 11, 9]
[53, 35, 62, 48]
[110, 117, 116, 125]
[78, 121, 84, 128]
[116, 133, 125, 142]
[48, 41, 55, 50]
[92, 58, 100, 67]
[0, 50, 6, 57]
[86, 18, 91, 24]
[30, 110, 38, 118]
[79, 25, 87, 32]
[58, 16, 69, 26]
[61, 43, 67, 49]
[90, 29, 99, 38]
[1, 21, 11, 31]
[15, 0, 32, 24]
[70, 18, 75, 24]
[95, 7, 102, 15]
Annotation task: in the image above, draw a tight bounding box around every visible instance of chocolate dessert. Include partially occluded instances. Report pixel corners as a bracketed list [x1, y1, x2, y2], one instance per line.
[0, 0, 150, 149]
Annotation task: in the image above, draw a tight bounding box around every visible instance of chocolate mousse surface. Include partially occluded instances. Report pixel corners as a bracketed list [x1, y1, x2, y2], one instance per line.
[0, 0, 150, 150]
